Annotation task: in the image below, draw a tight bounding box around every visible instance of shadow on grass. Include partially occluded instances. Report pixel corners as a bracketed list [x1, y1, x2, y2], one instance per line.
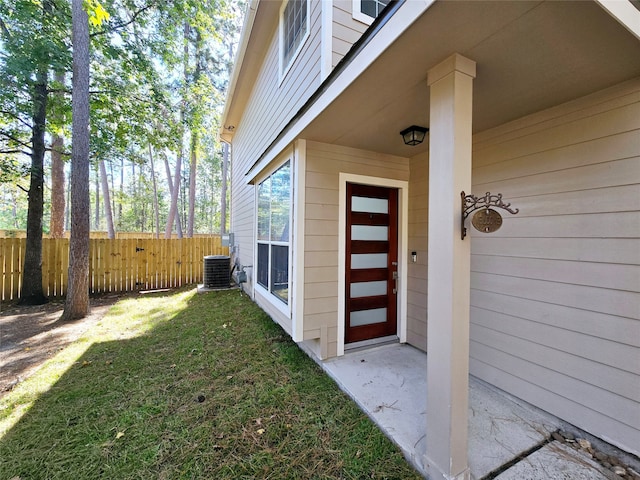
[0, 288, 420, 480]
[0, 294, 126, 393]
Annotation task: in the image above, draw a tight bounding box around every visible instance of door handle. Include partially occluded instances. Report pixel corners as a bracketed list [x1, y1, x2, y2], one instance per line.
[392, 271, 398, 294]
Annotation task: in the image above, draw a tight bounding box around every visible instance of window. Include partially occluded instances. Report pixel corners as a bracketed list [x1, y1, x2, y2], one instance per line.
[280, 0, 309, 75]
[352, 0, 390, 24]
[257, 161, 291, 304]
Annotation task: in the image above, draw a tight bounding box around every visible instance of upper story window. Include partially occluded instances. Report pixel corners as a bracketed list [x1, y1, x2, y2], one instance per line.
[352, 0, 390, 25]
[280, 0, 309, 76]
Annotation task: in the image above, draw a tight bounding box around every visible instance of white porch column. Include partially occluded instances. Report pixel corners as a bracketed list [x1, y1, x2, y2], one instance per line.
[425, 53, 476, 480]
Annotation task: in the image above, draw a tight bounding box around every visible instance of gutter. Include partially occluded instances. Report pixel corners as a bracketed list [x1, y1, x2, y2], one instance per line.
[243, 0, 411, 182]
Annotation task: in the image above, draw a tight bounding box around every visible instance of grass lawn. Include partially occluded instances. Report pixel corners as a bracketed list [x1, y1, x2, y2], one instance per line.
[0, 288, 421, 479]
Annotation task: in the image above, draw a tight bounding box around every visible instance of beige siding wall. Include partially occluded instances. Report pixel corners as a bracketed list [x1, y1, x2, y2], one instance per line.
[469, 78, 640, 456]
[230, 1, 323, 297]
[331, 1, 368, 68]
[255, 289, 292, 335]
[304, 140, 410, 358]
[407, 152, 429, 350]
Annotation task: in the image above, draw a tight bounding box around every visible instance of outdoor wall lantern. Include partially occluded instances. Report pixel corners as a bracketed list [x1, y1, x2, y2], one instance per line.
[400, 125, 428, 146]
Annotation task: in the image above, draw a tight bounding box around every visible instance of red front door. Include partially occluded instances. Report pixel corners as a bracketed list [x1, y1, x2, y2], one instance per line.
[345, 183, 398, 344]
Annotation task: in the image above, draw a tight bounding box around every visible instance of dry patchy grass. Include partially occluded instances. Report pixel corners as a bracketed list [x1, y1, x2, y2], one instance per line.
[0, 288, 420, 479]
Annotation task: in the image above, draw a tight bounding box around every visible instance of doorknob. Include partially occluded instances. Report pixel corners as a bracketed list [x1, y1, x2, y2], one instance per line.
[392, 271, 398, 294]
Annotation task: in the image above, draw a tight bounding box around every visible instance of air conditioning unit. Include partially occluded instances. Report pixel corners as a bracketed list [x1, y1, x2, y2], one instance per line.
[203, 255, 230, 289]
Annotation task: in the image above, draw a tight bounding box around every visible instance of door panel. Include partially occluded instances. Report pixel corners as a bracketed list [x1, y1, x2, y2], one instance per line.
[352, 225, 388, 239]
[351, 253, 388, 269]
[345, 183, 398, 344]
[350, 280, 388, 298]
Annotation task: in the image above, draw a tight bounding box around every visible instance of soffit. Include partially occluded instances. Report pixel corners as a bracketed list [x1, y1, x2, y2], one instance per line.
[299, 0, 640, 158]
[221, 0, 280, 139]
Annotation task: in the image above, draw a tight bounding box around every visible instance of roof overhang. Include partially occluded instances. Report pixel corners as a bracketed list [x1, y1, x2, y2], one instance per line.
[220, 0, 281, 144]
[236, 0, 640, 182]
[595, 0, 640, 40]
[297, 0, 640, 159]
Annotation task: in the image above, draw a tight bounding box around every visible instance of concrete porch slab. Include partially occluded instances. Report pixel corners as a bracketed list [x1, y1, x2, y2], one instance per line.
[311, 342, 564, 479]
[495, 441, 614, 480]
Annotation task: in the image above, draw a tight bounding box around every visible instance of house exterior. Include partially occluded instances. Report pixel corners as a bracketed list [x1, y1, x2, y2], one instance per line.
[220, 1, 640, 478]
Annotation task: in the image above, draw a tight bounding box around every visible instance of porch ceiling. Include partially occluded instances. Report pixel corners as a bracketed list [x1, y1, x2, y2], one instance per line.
[300, 0, 640, 158]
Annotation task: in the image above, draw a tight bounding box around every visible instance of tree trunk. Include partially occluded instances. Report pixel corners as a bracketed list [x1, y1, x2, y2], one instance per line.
[109, 160, 116, 226]
[187, 132, 196, 237]
[11, 191, 18, 228]
[164, 153, 183, 238]
[99, 160, 114, 239]
[165, 23, 189, 239]
[187, 29, 202, 238]
[221, 142, 229, 234]
[118, 157, 123, 229]
[149, 144, 160, 239]
[19, 46, 49, 305]
[65, 179, 71, 231]
[94, 163, 100, 229]
[50, 71, 66, 239]
[61, 0, 90, 321]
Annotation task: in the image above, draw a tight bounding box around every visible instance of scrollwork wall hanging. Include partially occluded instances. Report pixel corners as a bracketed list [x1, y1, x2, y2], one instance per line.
[461, 191, 519, 240]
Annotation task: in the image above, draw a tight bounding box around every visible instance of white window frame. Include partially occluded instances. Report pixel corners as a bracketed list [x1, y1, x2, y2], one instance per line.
[254, 159, 293, 317]
[352, 0, 389, 25]
[279, 0, 311, 81]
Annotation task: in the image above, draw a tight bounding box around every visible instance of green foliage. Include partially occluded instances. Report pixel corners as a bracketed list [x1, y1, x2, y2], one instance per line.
[0, 0, 72, 158]
[0, 0, 244, 234]
[0, 183, 27, 229]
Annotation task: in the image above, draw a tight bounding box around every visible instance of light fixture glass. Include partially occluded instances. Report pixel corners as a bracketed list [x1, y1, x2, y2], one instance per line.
[400, 125, 428, 146]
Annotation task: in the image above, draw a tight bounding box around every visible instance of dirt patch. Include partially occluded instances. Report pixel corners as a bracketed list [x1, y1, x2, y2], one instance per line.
[0, 295, 121, 398]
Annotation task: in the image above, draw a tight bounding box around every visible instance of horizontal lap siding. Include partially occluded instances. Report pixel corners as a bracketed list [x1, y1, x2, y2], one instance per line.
[304, 141, 409, 358]
[255, 289, 292, 335]
[407, 152, 429, 350]
[469, 78, 640, 456]
[230, 2, 322, 318]
[332, 0, 367, 68]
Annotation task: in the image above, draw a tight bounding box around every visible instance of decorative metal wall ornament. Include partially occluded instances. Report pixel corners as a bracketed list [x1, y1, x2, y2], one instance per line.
[461, 191, 519, 240]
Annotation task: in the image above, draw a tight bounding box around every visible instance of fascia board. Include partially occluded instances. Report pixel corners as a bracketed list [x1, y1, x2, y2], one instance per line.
[219, 0, 259, 140]
[245, 0, 436, 183]
[595, 0, 640, 41]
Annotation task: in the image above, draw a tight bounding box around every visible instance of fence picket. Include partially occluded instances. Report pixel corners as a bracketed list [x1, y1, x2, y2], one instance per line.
[0, 236, 227, 301]
[158, 239, 167, 289]
[13, 239, 22, 301]
[139, 238, 149, 291]
[0, 239, 9, 302]
[61, 238, 69, 296]
[123, 238, 134, 292]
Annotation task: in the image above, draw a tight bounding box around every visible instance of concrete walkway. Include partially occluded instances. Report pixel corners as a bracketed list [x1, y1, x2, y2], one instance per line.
[305, 342, 622, 480]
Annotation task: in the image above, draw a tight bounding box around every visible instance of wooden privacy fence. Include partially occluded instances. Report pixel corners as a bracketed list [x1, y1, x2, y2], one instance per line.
[0, 236, 229, 302]
[0, 230, 217, 239]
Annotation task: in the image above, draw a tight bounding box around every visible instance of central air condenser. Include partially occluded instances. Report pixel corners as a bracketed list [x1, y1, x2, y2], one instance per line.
[203, 255, 230, 289]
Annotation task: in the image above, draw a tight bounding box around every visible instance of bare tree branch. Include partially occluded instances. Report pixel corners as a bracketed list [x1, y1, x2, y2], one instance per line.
[0, 130, 32, 149]
[46, 87, 72, 95]
[0, 110, 33, 129]
[0, 149, 30, 156]
[90, 4, 155, 37]
[0, 15, 11, 40]
[45, 145, 71, 156]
